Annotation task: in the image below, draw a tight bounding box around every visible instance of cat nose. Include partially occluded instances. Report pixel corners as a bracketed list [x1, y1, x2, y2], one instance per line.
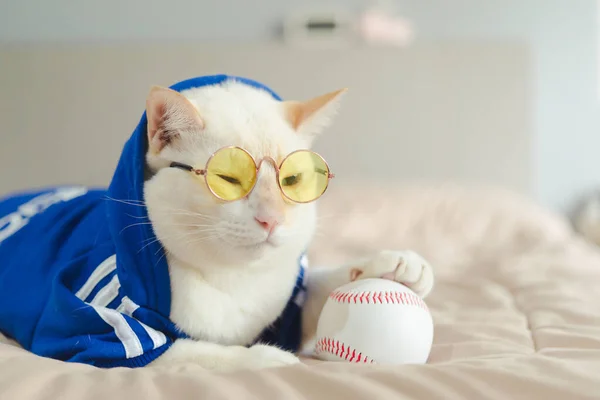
[254, 215, 279, 232]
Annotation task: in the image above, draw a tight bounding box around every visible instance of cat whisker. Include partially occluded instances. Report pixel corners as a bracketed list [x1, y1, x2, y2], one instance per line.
[119, 221, 154, 234]
[156, 210, 221, 221]
[154, 206, 210, 214]
[167, 218, 219, 225]
[139, 226, 222, 254]
[180, 233, 224, 249]
[138, 238, 161, 253]
[126, 213, 150, 220]
[104, 197, 147, 207]
[140, 235, 159, 244]
[155, 248, 170, 266]
[72, 304, 92, 313]
[110, 200, 221, 225]
[139, 230, 189, 248]
[155, 245, 166, 256]
[137, 232, 191, 253]
[169, 224, 217, 229]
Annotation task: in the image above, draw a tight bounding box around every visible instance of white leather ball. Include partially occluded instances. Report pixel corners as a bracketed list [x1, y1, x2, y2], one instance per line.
[314, 278, 434, 364]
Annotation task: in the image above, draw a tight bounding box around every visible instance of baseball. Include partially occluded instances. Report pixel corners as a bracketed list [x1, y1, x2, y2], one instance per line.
[314, 278, 434, 364]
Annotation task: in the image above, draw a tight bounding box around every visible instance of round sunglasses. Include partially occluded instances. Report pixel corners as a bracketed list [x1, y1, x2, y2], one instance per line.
[169, 146, 335, 203]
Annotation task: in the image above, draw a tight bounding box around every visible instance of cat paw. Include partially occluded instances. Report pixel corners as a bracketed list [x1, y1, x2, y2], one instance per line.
[351, 250, 434, 298]
[243, 344, 301, 370]
[150, 339, 300, 372]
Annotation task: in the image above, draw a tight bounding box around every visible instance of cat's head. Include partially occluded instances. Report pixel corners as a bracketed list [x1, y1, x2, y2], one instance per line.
[143, 80, 345, 268]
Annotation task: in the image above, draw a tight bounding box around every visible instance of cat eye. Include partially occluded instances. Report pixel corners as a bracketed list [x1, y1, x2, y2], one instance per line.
[217, 174, 241, 185]
[169, 146, 334, 203]
[281, 174, 301, 186]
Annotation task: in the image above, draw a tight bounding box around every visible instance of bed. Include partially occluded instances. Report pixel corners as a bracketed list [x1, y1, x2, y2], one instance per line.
[1, 183, 599, 399]
[1, 42, 599, 399]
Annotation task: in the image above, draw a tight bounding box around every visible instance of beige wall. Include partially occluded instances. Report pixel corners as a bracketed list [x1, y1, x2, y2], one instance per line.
[0, 42, 531, 197]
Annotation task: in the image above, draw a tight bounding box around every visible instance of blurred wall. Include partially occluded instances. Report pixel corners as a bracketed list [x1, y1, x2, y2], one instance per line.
[0, 44, 532, 198]
[0, 0, 598, 212]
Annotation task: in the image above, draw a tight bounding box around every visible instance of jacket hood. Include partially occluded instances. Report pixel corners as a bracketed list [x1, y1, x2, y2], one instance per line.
[105, 75, 282, 316]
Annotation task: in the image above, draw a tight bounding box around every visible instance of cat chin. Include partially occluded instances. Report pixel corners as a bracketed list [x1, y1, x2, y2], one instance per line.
[160, 236, 273, 267]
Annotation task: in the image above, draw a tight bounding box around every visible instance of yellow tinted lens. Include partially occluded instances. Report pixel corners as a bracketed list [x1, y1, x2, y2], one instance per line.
[279, 151, 329, 203]
[205, 147, 256, 200]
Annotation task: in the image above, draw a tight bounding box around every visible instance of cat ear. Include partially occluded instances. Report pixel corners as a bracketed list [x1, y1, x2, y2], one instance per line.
[146, 86, 205, 154]
[282, 88, 347, 140]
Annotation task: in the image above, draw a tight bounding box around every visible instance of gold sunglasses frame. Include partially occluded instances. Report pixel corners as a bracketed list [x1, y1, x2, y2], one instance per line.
[169, 146, 335, 204]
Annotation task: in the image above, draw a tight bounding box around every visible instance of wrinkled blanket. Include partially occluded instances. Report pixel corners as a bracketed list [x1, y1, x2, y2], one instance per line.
[1, 184, 599, 399]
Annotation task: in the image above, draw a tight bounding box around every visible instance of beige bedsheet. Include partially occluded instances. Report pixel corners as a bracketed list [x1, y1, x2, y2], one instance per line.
[1, 184, 599, 399]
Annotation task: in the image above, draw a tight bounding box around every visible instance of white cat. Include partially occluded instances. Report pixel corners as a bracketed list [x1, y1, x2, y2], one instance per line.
[143, 80, 434, 371]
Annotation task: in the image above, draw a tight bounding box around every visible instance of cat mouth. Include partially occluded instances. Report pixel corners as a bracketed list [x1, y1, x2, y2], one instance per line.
[241, 237, 278, 250]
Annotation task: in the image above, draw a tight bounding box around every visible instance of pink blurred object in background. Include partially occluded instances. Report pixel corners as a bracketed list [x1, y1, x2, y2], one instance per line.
[358, 8, 414, 47]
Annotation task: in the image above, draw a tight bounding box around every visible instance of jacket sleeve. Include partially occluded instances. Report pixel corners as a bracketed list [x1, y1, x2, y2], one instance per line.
[31, 279, 173, 368]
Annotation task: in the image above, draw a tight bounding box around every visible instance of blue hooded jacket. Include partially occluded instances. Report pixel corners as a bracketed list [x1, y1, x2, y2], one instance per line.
[0, 75, 307, 368]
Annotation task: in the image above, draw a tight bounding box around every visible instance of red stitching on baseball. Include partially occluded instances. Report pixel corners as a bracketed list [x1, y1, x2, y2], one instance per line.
[328, 287, 428, 309]
[315, 337, 375, 364]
